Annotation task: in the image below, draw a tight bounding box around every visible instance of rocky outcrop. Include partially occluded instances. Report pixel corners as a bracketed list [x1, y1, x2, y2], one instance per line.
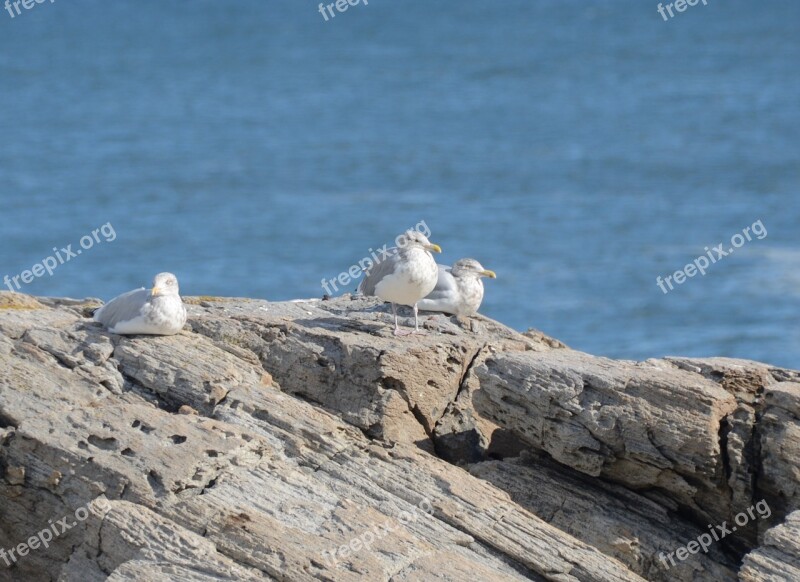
[0, 292, 797, 581]
[739, 510, 800, 581]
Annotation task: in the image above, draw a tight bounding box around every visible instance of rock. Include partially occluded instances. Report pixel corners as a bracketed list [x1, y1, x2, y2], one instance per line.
[59, 498, 270, 581]
[0, 293, 45, 311]
[739, 510, 800, 581]
[666, 358, 800, 543]
[5, 465, 24, 486]
[471, 350, 739, 525]
[758, 382, 800, 536]
[470, 453, 738, 581]
[0, 293, 796, 581]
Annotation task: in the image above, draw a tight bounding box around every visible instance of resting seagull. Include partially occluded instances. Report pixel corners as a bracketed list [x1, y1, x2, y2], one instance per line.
[358, 231, 442, 335]
[418, 258, 496, 316]
[94, 272, 187, 335]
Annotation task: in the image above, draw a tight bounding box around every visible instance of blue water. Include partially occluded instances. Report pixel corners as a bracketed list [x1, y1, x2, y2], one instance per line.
[1, 1, 798, 368]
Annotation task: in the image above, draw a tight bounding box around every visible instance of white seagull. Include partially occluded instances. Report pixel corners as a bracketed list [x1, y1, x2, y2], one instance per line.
[358, 231, 442, 335]
[94, 272, 187, 336]
[418, 258, 496, 316]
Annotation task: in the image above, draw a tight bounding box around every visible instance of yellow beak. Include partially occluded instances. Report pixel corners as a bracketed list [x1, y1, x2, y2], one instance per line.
[426, 243, 442, 254]
[150, 286, 161, 297]
[481, 270, 497, 279]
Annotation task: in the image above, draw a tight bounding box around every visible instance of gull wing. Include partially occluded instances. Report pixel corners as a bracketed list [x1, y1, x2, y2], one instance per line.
[357, 248, 401, 296]
[93, 287, 149, 328]
[417, 265, 460, 313]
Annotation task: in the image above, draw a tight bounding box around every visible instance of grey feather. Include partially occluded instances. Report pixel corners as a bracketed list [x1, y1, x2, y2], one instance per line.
[418, 265, 456, 303]
[418, 259, 491, 316]
[357, 248, 401, 296]
[93, 288, 150, 328]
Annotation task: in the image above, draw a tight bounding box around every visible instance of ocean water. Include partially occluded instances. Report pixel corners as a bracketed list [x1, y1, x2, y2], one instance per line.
[1, 0, 798, 368]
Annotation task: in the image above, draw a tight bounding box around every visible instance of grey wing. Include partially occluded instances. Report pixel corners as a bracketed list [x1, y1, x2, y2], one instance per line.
[426, 265, 456, 300]
[417, 266, 459, 310]
[357, 248, 400, 296]
[94, 288, 149, 327]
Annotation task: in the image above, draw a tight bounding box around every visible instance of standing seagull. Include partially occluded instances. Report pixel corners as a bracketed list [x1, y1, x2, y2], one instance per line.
[94, 272, 187, 335]
[358, 231, 442, 335]
[418, 258, 496, 317]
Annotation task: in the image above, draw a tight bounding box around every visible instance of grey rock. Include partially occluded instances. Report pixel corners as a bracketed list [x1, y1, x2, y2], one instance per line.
[0, 294, 796, 582]
[739, 510, 800, 581]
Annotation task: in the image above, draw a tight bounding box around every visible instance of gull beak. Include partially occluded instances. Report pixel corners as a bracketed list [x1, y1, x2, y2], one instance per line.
[425, 243, 442, 254]
[481, 269, 497, 279]
[150, 286, 161, 297]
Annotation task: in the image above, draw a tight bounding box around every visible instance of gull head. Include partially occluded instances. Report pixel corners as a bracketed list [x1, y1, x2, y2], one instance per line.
[398, 230, 441, 254]
[451, 258, 496, 280]
[151, 272, 181, 297]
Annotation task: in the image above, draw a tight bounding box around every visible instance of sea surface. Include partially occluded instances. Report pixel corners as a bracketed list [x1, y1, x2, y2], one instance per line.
[1, 0, 798, 368]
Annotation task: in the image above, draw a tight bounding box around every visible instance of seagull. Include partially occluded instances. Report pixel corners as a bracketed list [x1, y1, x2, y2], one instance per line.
[418, 259, 496, 316]
[358, 231, 442, 335]
[93, 272, 187, 335]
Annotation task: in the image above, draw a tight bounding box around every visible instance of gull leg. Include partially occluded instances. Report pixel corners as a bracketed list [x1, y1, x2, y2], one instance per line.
[392, 303, 411, 336]
[412, 303, 427, 335]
